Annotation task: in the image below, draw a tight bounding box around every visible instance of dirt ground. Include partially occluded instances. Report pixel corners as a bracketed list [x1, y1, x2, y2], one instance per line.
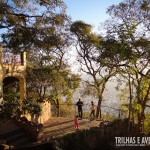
[39, 117, 101, 140]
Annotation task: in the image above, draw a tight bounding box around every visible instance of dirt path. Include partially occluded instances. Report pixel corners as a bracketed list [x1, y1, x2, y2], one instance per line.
[40, 117, 101, 140]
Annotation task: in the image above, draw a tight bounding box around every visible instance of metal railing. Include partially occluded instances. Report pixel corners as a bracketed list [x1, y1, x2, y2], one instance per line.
[51, 104, 122, 120]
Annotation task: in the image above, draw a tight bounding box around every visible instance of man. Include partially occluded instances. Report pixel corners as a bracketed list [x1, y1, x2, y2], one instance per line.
[76, 99, 83, 119]
[90, 101, 96, 120]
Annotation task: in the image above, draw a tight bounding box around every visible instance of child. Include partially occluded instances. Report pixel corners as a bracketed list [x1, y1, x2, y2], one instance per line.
[74, 115, 79, 129]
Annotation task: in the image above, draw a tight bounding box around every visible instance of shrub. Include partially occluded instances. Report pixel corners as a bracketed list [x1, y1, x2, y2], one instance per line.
[107, 118, 122, 126]
[144, 114, 150, 134]
[0, 93, 21, 121]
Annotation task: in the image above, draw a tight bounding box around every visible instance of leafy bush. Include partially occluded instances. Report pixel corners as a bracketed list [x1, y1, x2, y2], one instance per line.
[0, 93, 21, 121]
[55, 127, 108, 150]
[107, 118, 122, 126]
[101, 113, 117, 121]
[0, 93, 42, 125]
[22, 98, 42, 116]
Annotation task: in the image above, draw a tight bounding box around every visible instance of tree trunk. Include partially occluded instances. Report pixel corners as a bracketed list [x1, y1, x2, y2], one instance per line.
[137, 84, 150, 132]
[137, 113, 143, 132]
[56, 99, 60, 117]
[96, 95, 102, 119]
[132, 110, 135, 126]
[128, 75, 132, 133]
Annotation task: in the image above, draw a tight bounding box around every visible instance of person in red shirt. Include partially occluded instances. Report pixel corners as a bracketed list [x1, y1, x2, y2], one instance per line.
[74, 115, 79, 129]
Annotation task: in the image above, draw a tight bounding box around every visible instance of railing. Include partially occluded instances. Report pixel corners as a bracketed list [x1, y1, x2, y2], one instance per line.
[51, 104, 123, 120]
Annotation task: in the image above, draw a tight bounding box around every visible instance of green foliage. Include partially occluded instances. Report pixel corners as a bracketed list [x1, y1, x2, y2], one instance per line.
[0, 0, 77, 119]
[119, 103, 129, 113]
[55, 127, 102, 150]
[144, 114, 150, 133]
[132, 102, 142, 113]
[71, 20, 118, 119]
[70, 21, 92, 36]
[71, 20, 100, 46]
[0, 92, 42, 124]
[0, 0, 69, 52]
[101, 113, 117, 121]
[107, 0, 150, 125]
[0, 95, 42, 124]
[22, 99, 42, 116]
[100, 38, 132, 63]
[107, 118, 122, 126]
[59, 105, 74, 117]
[0, 93, 20, 120]
[26, 65, 81, 104]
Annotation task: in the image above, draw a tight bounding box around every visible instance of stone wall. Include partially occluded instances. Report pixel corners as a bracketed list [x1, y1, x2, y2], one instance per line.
[0, 46, 51, 124]
[25, 101, 51, 124]
[38, 101, 51, 124]
[0, 45, 27, 101]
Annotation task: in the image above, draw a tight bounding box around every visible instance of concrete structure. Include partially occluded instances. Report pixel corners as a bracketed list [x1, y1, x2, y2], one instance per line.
[0, 45, 51, 124]
[0, 45, 26, 101]
[26, 101, 51, 124]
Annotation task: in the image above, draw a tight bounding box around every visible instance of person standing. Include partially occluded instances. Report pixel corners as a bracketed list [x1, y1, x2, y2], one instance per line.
[74, 115, 79, 129]
[76, 99, 83, 119]
[90, 101, 96, 120]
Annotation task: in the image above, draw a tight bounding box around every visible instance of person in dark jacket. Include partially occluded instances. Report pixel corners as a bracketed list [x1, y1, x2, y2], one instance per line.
[76, 99, 83, 119]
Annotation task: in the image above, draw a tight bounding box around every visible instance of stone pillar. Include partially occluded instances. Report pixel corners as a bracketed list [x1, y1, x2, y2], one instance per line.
[19, 77, 26, 100]
[23, 52, 27, 68]
[21, 51, 27, 68]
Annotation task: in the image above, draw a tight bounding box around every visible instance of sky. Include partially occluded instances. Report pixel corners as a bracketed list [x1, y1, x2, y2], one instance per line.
[64, 0, 123, 73]
[63, 0, 124, 106]
[64, 0, 123, 31]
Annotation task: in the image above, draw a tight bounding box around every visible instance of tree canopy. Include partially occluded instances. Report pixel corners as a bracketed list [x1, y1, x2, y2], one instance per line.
[104, 0, 150, 130]
[0, 0, 71, 53]
[0, 0, 149, 129]
[71, 21, 117, 118]
[0, 0, 81, 118]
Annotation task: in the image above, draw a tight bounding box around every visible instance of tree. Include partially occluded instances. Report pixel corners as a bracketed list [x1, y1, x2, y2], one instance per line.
[105, 0, 150, 131]
[71, 21, 117, 118]
[0, 0, 80, 118]
[26, 59, 81, 117]
[0, 0, 71, 53]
